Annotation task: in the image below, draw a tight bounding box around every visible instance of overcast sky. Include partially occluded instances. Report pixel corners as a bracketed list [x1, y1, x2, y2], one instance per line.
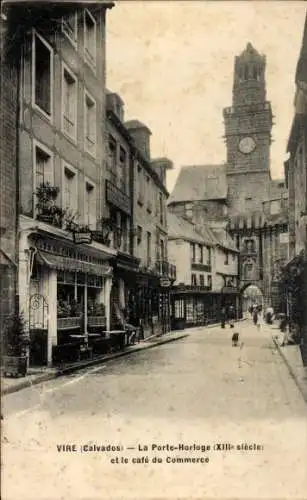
[106, 1, 306, 192]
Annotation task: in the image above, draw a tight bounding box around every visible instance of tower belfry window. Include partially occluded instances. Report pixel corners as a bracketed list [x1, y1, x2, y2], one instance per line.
[253, 65, 257, 80]
[244, 65, 248, 80]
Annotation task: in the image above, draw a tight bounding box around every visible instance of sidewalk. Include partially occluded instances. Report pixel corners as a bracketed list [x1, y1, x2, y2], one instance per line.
[271, 327, 307, 404]
[1, 330, 189, 397]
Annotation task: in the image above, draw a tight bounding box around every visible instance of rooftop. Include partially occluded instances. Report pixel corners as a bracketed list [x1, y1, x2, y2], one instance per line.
[168, 164, 227, 205]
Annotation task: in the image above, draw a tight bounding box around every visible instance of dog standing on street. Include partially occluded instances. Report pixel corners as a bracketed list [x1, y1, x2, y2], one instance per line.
[232, 332, 239, 347]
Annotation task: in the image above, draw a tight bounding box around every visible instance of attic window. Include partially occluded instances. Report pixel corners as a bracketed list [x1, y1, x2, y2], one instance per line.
[245, 197, 252, 201]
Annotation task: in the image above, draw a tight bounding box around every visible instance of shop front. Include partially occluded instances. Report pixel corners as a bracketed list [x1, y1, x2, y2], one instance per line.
[129, 270, 172, 339]
[110, 251, 140, 329]
[170, 286, 219, 330]
[19, 219, 116, 366]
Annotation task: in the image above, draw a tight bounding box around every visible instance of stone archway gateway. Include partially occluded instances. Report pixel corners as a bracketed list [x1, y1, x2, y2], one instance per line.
[241, 284, 264, 316]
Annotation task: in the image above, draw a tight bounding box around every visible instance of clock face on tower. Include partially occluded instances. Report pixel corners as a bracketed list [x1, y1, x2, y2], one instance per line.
[238, 136, 256, 154]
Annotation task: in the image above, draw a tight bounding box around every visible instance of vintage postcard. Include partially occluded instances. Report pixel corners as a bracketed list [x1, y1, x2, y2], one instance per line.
[1, 1, 307, 499]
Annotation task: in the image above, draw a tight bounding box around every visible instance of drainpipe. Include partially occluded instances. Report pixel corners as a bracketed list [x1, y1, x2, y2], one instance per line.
[129, 147, 135, 256]
[15, 28, 22, 318]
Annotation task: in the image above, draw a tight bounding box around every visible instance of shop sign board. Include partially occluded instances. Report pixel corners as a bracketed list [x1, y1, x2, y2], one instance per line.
[73, 231, 93, 245]
[160, 278, 171, 287]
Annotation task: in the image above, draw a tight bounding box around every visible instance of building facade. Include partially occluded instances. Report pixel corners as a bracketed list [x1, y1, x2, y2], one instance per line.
[126, 122, 176, 337]
[0, 8, 19, 347]
[3, 2, 115, 366]
[168, 211, 239, 329]
[105, 93, 176, 338]
[284, 14, 307, 363]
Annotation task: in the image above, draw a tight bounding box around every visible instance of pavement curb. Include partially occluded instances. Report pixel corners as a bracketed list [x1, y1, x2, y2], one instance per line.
[272, 336, 307, 404]
[1, 333, 189, 397]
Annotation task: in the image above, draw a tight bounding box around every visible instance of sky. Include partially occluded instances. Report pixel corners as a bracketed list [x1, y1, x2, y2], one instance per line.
[106, 1, 306, 193]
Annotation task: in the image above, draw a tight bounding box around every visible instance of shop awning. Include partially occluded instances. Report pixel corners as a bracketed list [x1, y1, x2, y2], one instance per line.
[36, 251, 112, 277]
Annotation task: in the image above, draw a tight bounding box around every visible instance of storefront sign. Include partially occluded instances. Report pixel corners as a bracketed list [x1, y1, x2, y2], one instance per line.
[73, 231, 93, 244]
[160, 278, 171, 287]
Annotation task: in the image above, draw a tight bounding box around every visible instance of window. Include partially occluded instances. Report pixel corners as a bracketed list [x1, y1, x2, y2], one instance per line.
[119, 147, 126, 192]
[190, 243, 196, 263]
[63, 164, 77, 212]
[137, 165, 144, 205]
[33, 32, 53, 118]
[199, 275, 204, 287]
[137, 225, 142, 244]
[224, 252, 229, 265]
[108, 136, 117, 184]
[34, 143, 54, 189]
[84, 91, 96, 156]
[191, 274, 197, 286]
[62, 65, 77, 139]
[160, 239, 165, 261]
[207, 275, 212, 289]
[147, 232, 151, 266]
[84, 181, 96, 228]
[199, 244, 203, 263]
[84, 9, 96, 67]
[62, 13, 77, 45]
[159, 192, 164, 225]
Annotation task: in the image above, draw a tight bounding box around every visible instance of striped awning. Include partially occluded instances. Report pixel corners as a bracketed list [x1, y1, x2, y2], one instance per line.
[36, 251, 112, 277]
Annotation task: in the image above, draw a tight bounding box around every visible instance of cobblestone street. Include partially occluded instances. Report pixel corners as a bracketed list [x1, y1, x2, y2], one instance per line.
[2, 320, 306, 500]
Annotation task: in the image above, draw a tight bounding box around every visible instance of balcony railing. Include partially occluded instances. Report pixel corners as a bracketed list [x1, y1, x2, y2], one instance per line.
[155, 260, 177, 280]
[106, 180, 131, 216]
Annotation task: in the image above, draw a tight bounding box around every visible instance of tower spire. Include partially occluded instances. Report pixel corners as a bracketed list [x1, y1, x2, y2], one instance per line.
[233, 42, 266, 106]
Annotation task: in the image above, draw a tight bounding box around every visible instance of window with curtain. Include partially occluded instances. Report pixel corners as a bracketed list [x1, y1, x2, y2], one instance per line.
[35, 145, 53, 189]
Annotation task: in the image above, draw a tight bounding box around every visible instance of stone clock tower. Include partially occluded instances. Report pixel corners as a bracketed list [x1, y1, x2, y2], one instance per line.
[223, 43, 273, 216]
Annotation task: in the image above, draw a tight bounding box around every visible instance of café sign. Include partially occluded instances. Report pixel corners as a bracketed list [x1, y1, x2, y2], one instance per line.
[160, 278, 171, 288]
[73, 231, 93, 245]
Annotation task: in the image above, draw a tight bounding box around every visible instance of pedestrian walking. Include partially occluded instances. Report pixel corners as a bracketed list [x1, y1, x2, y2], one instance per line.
[252, 308, 258, 326]
[220, 307, 226, 328]
[228, 305, 235, 328]
[256, 312, 264, 330]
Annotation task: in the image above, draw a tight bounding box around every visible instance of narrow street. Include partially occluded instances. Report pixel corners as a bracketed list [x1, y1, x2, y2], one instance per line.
[2, 321, 306, 500]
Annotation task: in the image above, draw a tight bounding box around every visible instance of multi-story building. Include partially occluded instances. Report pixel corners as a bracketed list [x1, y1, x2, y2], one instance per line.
[0, 8, 19, 346]
[167, 211, 239, 329]
[105, 92, 176, 337]
[2, 2, 115, 366]
[125, 121, 176, 337]
[105, 92, 140, 327]
[284, 13, 307, 362]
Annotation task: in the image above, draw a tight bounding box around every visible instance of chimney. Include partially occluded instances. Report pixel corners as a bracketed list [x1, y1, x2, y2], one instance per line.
[106, 91, 125, 122]
[151, 157, 173, 185]
[125, 120, 151, 160]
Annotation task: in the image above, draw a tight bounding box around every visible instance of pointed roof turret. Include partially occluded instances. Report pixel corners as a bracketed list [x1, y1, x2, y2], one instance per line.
[238, 42, 263, 62]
